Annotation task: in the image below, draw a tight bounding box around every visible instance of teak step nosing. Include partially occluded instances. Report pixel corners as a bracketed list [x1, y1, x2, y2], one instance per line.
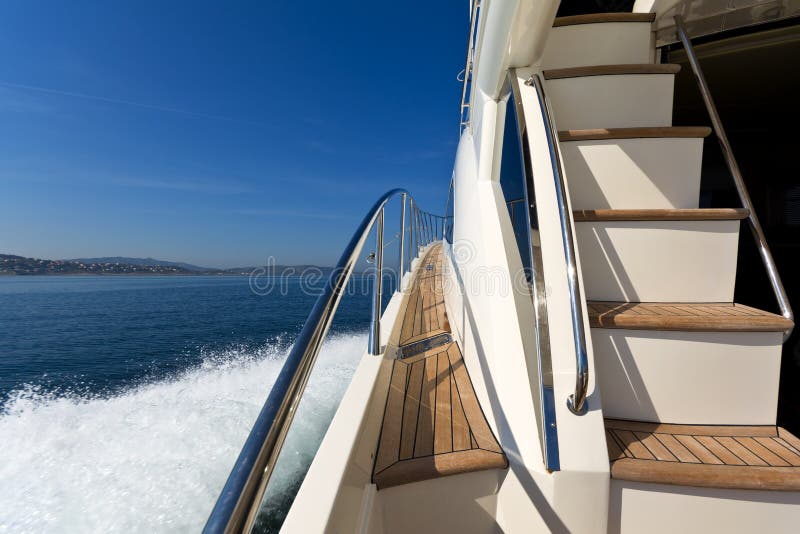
[588, 301, 793, 332]
[543, 63, 681, 80]
[553, 13, 656, 27]
[373, 449, 508, 490]
[559, 126, 713, 142]
[573, 208, 750, 222]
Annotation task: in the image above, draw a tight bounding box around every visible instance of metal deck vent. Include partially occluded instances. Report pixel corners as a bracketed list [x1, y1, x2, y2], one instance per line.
[398, 333, 452, 360]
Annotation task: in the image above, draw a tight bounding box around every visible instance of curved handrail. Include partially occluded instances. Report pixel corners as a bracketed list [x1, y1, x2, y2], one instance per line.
[203, 188, 441, 534]
[674, 16, 794, 340]
[459, 0, 481, 133]
[528, 74, 589, 416]
[509, 72, 561, 471]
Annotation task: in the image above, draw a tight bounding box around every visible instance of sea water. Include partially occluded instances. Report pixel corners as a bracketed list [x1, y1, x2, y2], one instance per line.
[0, 275, 374, 532]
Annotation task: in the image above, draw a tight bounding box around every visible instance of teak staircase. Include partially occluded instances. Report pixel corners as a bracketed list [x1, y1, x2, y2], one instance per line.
[542, 11, 799, 530]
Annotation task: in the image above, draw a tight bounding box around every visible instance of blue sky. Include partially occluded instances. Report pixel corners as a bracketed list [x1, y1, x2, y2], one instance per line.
[0, 1, 465, 267]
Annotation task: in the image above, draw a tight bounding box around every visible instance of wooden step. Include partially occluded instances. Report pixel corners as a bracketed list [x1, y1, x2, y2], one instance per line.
[553, 12, 656, 27]
[559, 126, 712, 142]
[543, 63, 680, 80]
[573, 208, 749, 222]
[588, 302, 794, 332]
[606, 419, 800, 491]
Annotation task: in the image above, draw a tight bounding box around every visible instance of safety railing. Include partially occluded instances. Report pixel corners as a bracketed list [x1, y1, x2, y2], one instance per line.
[203, 189, 444, 534]
[674, 15, 794, 340]
[443, 177, 455, 243]
[524, 73, 590, 417]
[459, 0, 481, 133]
[415, 207, 450, 249]
[506, 73, 563, 473]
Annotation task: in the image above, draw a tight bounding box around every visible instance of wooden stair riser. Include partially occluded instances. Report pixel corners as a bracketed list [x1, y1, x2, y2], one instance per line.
[594, 329, 782, 425]
[610, 478, 800, 533]
[546, 73, 676, 130]
[542, 21, 654, 70]
[575, 220, 741, 302]
[561, 137, 705, 210]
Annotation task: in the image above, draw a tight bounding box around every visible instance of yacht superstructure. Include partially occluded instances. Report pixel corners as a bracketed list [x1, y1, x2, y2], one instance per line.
[205, 1, 800, 532]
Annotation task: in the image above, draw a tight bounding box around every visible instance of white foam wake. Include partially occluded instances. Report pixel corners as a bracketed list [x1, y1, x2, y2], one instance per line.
[0, 333, 365, 533]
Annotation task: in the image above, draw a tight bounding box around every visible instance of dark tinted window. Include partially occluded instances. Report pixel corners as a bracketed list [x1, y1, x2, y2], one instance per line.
[499, 97, 532, 276]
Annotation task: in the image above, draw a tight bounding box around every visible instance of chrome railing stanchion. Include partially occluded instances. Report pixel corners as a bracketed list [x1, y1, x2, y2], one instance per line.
[425, 212, 431, 244]
[418, 207, 423, 247]
[675, 15, 794, 340]
[399, 193, 407, 287]
[409, 199, 415, 261]
[369, 208, 385, 356]
[410, 204, 415, 254]
[415, 206, 422, 252]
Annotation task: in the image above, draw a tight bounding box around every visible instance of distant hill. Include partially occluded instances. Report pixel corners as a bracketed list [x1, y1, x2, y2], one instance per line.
[1, 254, 196, 275]
[1, 253, 333, 276]
[67, 257, 214, 272]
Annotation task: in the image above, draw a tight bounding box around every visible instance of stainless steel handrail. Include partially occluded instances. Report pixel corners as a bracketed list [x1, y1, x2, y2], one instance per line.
[203, 188, 442, 534]
[459, 0, 481, 133]
[527, 74, 589, 415]
[509, 73, 561, 471]
[368, 209, 385, 355]
[413, 208, 449, 247]
[399, 193, 407, 281]
[675, 16, 794, 340]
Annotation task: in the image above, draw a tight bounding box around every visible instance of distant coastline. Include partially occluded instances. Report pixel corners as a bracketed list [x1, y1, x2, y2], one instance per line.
[0, 254, 332, 276]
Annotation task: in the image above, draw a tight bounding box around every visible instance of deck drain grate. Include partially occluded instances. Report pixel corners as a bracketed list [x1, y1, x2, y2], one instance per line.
[398, 333, 452, 360]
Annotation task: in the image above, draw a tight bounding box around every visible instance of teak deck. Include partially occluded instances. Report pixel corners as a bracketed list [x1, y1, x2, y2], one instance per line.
[606, 419, 800, 491]
[373, 245, 507, 490]
[398, 246, 449, 345]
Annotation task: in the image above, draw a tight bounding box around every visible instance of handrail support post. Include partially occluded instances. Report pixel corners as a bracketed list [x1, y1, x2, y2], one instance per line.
[369, 208, 385, 355]
[399, 193, 407, 288]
